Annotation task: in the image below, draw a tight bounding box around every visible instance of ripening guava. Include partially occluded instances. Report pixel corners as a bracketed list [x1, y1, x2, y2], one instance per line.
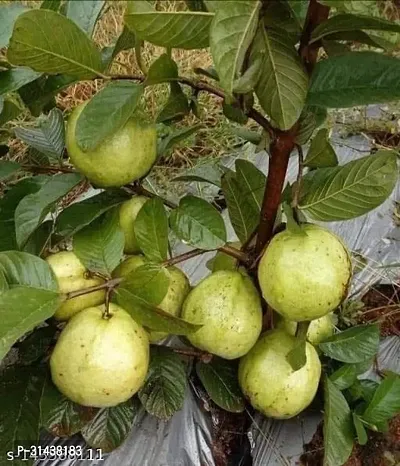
[276, 313, 334, 346]
[258, 224, 351, 321]
[46, 251, 105, 321]
[119, 196, 148, 254]
[66, 102, 157, 187]
[113, 255, 190, 342]
[181, 270, 262, 359]
[50, 303, 149, 407]
[238, 329, 321, 419]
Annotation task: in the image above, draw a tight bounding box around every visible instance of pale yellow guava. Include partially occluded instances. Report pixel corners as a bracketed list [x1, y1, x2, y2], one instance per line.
[238, 329, 321, 419]
[258, 224, 351, 321]
[46, 251, 105, 321]
[50, 303, 149, 407]
[181, 270, 262, 359]
[119, 196, 148, 254]
[66, 102, 157, 187]
[276, 313, 335, 346]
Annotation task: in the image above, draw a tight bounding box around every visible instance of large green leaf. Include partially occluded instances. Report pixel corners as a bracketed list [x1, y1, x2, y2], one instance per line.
[156, 82, 190, 123]
[210, 1, 260, 96]
[15, 172, 83, 248]
[66, 0, 105, 38]
[55, 190, 130, 238]
[221, 170, 258, 243]
[253, 26, 308, 130]
[235, 159, 266, 212]
[145, 53, 179, 86]
[304, 128, 338, 169]
[319, 324, 380, 364]
[81, 399, 139, 452]
[0, 67, 42, 96]
[41, 0, 62, 11]
[0, 3, 29, 48]
[170, 195, 226, 250]
[8, 10, 103, 79]
[362, 372, 400, 425]
[73, 208, 124, 276]
[0, 161, 20, 181]
[139, 346, 187, 420]
[172, 161, 224, 187]
[41, 376, 97, 437]
[112, 26, 137, 59]
[14, 108, 65, 160]
[311, 14, 400, 43]
[299, 151, 397, 221]
[75, 81, 144, 152]
[133, 198, 168, 263]
[330, 364, 358, 391]
[124, 0, 213, 49]
[0, 365, 46, 465]
[323, 377, 354, 466]
[308, 52, 400, 108]
[196, 358, 245, 413]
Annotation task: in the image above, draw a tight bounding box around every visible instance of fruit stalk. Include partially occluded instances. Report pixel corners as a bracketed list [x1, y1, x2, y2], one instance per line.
[65, 277, 122, 300]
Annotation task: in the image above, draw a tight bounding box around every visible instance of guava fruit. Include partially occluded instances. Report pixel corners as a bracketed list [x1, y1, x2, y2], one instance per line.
[50, 303, 149, 407]
[46, 251, 105, 321]
[113, 255, 190, 342]
[66, 102, 157, 187]
[238, 329, 321, 419]
[258, 224, 351, 321]
[181, 270, 262, 359]
[276, 313, 334, 346]
[119, 196, 148, 254]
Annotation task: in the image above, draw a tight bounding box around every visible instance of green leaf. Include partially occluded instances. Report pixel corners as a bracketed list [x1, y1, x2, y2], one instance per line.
[0, 67, 42, 96]
[18, 325, 56, 365]
[55, 190, 130, 238]
[0, 365, 46, 464]
[8, 10, 103, 79]
[124, 1, 213, 49]
[15, 172, 83, 248]
[73, 208, 124, 276]
[81, 399, 139, 452]
[145, 53, 178, 86]
[299, 151, 398, 221]
[319, 324, 380, 363]
[0, 3, 29, 48]
[222, 101, 248, 124]
[196, 358, 245, 412]
[112, 26, 137, 58]
[133, 198, 168, 263]
[323, 377, 354, 466]
[221, 170, 258, 243]
[23, 220, 53, 256]
[295, 110, 318, 145]
[139, 346, 187, 420]
[170, 195, 226, 250]
[286, 340, 307, 371]
[157, 82, 190, 123]
[172, 161, 224, 187]
[207, 242, 241, 272]
[304, 128, 338, 169]
[41, 376, 97, 437]
[253, 26, 308, 130]
[0, 161, 20, 181]
[75, 81, 143, 152]
[311, 14, 400, 43]
[359, 379, 380, 404]
[41, 0, 62, 11]
[66, 0, 104, 38]
[235, 159, 266, 212]
[352, 413, 368, 446]
[330, 364, 358, 390]
[0, 96, 23, 126]
[157, 124, 202, 157]
[210, 1, 260, 96]
[263, 0, 302, 43]
[323, 31, 392, 51]
[14, 108, 65, 159]
[308, 52, 400, 108]
[362, 372, 400, 424]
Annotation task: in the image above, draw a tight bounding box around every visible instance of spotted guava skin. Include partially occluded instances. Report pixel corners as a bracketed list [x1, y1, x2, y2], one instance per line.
[181, 270, 262, 359]
[258, 224, 351, 321]
[119, 196, 148, 254]
[238, 329, 321, 419]
[276, 313, 335, 345]
[50, 303, 149, 408]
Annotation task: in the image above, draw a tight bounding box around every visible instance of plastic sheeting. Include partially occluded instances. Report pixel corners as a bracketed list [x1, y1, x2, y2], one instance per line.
[36, 131, 400, 466]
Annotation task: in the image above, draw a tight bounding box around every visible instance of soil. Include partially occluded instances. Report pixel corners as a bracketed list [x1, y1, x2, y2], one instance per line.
[300, 415, 400, 466]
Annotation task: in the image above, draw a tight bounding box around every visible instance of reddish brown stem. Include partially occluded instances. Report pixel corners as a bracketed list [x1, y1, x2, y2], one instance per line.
[169, 347, 213, 363]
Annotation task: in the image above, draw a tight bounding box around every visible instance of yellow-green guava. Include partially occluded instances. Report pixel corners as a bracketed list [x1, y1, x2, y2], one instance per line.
[50, 303, 149, 407]
[119, 196, 148, 254]
[238, 329, 321, 419]
[113, 255, 190, 342]
[258, 224, 351, 321]
[181, 270, 262, 359]
[46, 251, 105, 321]
[276, 313, 335, 345]
[66, 102, 157, 187]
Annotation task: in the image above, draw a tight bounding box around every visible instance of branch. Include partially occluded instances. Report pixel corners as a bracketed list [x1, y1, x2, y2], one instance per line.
[126, 183, 178, 210]
[169, 347, 213, 363]
[22, 164, 76, 174]
[65, 278, 122, 300]
[292, 144, 304, 209]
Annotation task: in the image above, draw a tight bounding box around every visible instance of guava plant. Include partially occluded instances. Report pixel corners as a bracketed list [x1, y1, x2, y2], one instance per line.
[0, 1, 400, 465]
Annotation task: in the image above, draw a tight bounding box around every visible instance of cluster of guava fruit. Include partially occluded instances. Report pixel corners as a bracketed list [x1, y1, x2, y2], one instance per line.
[48, 107, 352, 422]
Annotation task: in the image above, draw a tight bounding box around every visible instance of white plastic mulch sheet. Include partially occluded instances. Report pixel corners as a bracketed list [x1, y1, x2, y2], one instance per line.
[37, 133, 400, 466]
